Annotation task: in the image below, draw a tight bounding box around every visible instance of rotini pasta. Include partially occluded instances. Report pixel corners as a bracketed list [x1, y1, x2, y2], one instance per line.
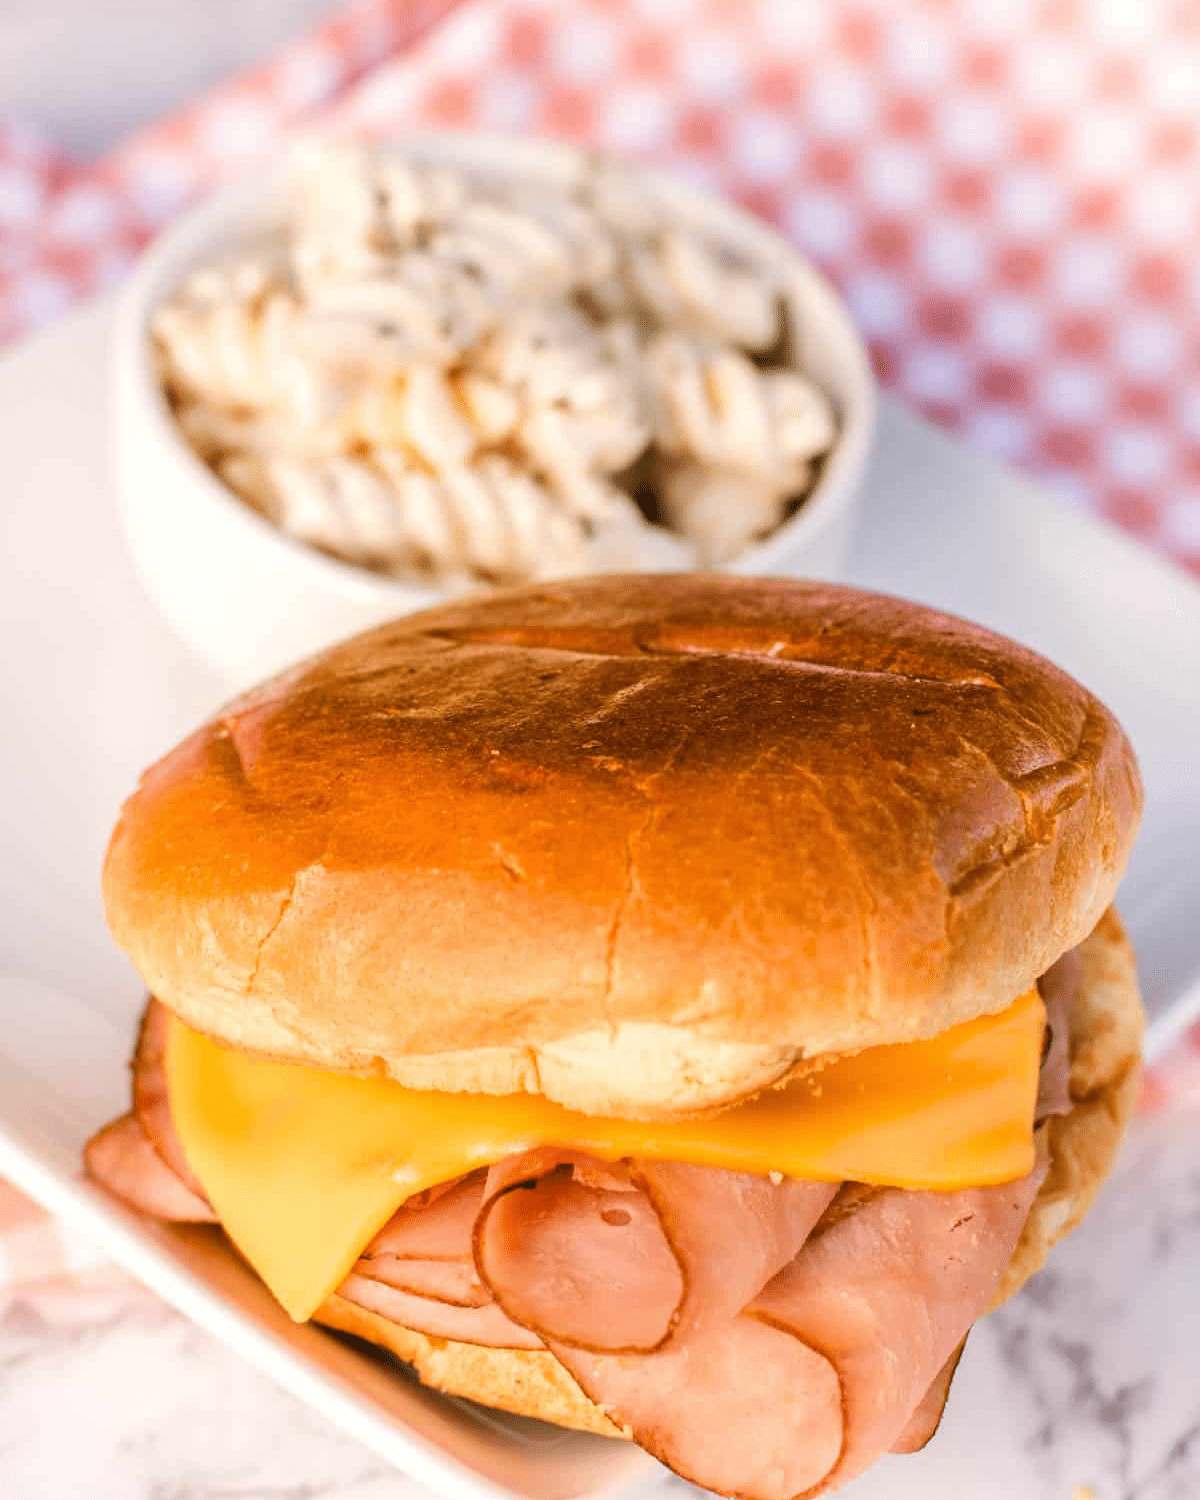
[624, 230, 781, 352]
[176, 402, 338, 462]
[154, 142, 839, 588]
[299, 257, 496, 365]
[656, 459, 802, 567]
[221, 449, 591, 583]
[154, 268, 288, 410]
[288, 141, 466, 287]
[646, 332, 835, 484]
[344, 364, 481, 471]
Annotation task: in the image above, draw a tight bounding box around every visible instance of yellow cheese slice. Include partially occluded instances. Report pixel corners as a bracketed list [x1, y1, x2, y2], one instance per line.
[166, 988, 1044, 1322]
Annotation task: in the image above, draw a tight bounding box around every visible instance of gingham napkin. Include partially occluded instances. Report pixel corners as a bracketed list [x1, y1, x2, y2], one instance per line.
[0, 0, 462, 339]
[3, 0, 1198, 1306]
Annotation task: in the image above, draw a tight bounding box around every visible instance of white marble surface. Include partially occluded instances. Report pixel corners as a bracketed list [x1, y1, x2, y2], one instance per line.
[1, 1111, 1196, 1500]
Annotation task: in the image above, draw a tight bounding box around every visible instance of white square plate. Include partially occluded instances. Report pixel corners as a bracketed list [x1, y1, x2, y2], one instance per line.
[1, 301, 1197, 1500]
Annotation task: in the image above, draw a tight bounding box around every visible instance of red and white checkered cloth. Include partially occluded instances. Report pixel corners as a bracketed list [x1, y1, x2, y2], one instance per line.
[2, 0, 1198, 1305]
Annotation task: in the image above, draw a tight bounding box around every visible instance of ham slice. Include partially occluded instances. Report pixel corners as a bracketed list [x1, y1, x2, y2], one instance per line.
[480, 1157, 844, 1497]
[1037, 949, 1079, 1121]
[365, 1173, 486, 1259]
[890, 1340, 967, 1454]
[132, 999, 207, 1197]
[543, 1171, 1042, 1498]
[339, 1273, 544, 1349]
[476, 1149, 838, 1354]
[474, 1150, 686, 1351]
[84, 1114, 216, 1223]
[556, 1311, 845, 1499]
[358, 1172, 491, 1307]
[358, 1254, 489, 1307]
[747, 1166, 1047, 1491]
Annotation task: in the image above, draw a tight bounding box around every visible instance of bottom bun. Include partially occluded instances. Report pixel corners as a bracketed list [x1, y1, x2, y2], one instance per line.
[993, 906, 1142, 1305]
[314, 1294, 622, 1436]
[317, 909, 1142, 1434]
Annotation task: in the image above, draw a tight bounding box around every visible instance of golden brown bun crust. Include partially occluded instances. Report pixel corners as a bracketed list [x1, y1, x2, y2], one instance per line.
[314, 1295, 622, 1436]
[103, 576, 1142, 1116]
[314, 913, 1142, 1434]
[994, 907, 1143, 1305]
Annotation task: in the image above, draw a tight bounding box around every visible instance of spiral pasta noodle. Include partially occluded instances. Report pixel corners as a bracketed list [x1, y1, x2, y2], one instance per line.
[646, 333, 835, 484]
[221, 449, 598, 584]
[288, 141, 466, 287]
[153, 267, 293, 411]
[154, 143, 840, 587]
[656, 459, 802, 567]
[624, 230, 782, 353]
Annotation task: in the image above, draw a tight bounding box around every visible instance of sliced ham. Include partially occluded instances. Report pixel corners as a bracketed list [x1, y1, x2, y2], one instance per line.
[475, 1149, 837, 1354]
[480, 1158, 843, 1497]
[890, 1340, 966, 1454]
[747, 1166, 1047, 1492]
[365, 1172, 486, 1259]
[358, 1254, 490, 1308]
[132, 999, 208, 1197]
[544, 1170, 1042, 1498]
[84, 1114, 216, 1223]
[474, 1149, 686, 1351]
[1037, 949, 1080, 1121]
[632, 1161, 839, 1342]
[339, 1272, 545, 1349]
[358, 1172, 491, 1306]
[560, 1312, 844, 1499]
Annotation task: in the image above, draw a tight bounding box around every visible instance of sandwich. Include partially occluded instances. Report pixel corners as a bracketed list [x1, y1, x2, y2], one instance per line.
[85, 574, 1144, 1497]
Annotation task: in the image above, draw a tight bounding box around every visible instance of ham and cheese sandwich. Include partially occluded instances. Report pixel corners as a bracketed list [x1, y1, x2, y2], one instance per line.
[85, 575, 1144, 1498]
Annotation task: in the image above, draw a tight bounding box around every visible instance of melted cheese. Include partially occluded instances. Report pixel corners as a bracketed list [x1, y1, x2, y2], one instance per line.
[166, 989, 1044, 1322]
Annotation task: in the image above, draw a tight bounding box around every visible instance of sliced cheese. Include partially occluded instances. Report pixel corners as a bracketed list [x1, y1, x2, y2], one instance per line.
[166, 988, 1044, 1322]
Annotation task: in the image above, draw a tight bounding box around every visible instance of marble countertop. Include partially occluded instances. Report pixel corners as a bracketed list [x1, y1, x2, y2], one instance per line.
[1, 1111, 1196, 1500]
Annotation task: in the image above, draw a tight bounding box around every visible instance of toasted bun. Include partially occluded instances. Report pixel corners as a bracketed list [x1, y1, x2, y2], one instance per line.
[993, 907, 1143, 1304]
[313, 1296, 622, 1436]
[310, 913, 1142, 1431]
[103, 575, 1141, 1118]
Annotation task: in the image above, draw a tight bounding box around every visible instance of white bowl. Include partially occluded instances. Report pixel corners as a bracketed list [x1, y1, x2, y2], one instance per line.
[112, 131, 877, 688]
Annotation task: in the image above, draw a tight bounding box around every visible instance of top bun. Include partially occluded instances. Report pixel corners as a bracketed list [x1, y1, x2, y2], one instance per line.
[103, 576, 1141, 1119]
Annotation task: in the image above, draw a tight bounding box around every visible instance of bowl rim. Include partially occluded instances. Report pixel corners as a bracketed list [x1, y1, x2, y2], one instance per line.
[113, 127, 878, 601]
